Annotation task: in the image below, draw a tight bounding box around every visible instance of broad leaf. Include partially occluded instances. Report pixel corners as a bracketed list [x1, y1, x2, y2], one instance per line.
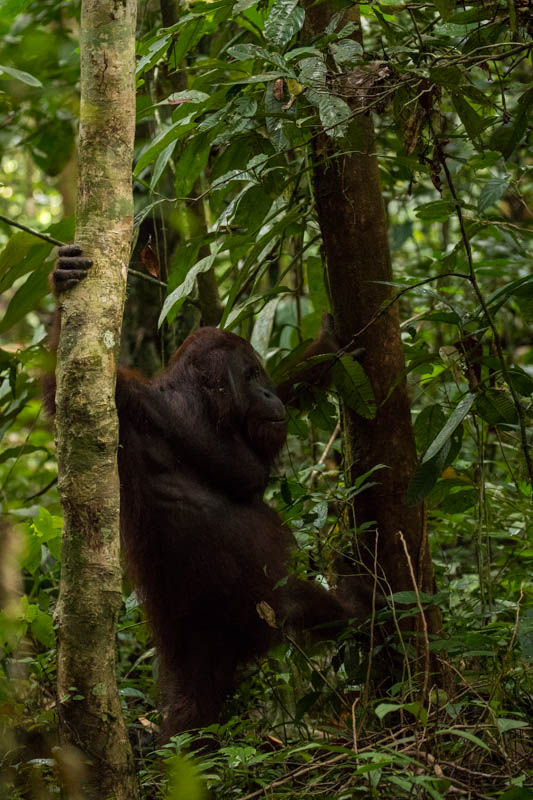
[333, 357, 376, 419]
[478, 177, 509, 213]
[422, 393, 475, 464]
[0, 63, 42, 86]
[264, 0, 305, 48]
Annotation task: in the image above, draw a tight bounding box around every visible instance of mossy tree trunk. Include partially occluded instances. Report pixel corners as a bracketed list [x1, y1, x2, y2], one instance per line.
[54, 2, 138, 798]
[304, 4, 445, 688]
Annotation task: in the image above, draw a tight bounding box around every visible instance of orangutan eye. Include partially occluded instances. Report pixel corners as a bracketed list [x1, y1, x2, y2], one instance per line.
[246, 365, 262, 381]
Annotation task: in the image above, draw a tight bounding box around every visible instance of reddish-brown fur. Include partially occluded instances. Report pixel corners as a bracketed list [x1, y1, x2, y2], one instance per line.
[47, 248, 353, 737]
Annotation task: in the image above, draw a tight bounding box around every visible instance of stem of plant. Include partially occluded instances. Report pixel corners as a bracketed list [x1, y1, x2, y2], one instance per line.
[433, 133, 533, 487]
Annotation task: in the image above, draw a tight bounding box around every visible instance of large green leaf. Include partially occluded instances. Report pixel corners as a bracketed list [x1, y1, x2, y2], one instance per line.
[174, 131, 216, 198]
[452, 94, 488, 141]
[317, 94, 351, 139]
[0, 263, 50, 335]
[433, 0, 456, 21]
[414, 405, 446, 453]
[422, 393, 474, 464]
[0, 233, 42, 293]
[264, 0, 305, 48]
[475, 389, 518, 425]
[0, 63, 42, 86]
[478, 177, 509, 213]
[333, 356, 376, 419]
[0, 217, 74, 295]
[134, 117, 197, 174]
[33, 118, 75, 177]
[158, 247, 221, 328]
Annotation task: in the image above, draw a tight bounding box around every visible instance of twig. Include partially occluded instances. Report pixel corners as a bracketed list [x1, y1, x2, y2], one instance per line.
[338, 272, 470, 356]
[351, 696, 359, 754]
[432, 132, 533, 487]
[506, 586, 524, 658]
[284, 631, 350, 712]
[237, 753, 348, 800]
[0, 214, 63, 246]
[308, 421, 341, 489]
[0, 213, 168, 288]
[363, 530, 379, 706]
[25, 476, 58, 502]
[398, 530, 430, 703]
[128, 267, 167, 287]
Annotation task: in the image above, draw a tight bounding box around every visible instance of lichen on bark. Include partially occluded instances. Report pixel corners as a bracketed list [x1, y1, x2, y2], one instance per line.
[54, 2, 139, 798]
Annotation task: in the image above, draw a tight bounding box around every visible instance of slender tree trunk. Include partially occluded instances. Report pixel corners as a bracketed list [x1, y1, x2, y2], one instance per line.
[54, 2, 138, 798]
[304, 5, 445, 685]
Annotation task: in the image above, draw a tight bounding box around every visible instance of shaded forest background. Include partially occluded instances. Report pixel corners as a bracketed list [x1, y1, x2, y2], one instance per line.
[0, 0, 532, 797]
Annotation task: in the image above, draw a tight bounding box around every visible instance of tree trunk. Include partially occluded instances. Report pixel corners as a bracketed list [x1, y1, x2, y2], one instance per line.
[304, 5, 444, 686]
[54, 2, 138, 798]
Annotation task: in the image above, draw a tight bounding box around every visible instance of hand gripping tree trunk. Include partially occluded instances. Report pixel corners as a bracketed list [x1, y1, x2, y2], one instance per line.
[54, 2, 138, 798]
[304, 5, 446, 691]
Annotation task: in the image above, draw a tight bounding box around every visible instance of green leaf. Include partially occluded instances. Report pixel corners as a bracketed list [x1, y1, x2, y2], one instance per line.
[415, 200, 455, 222]
[150, 139, 177, 189]
[484, 275, 532, 319]
[0, 63, 42, 87]
[0, 0, 32, 22]
[0, 263, 50, 335]
[433, 0, 456, 21]
[174, 132, 216, 197]
[136, 33, 171, 76]
[166, 90, 210, 105]
[475, 389, 518, 425]
[0, 233, 44, 294]
[478, 177, 509, 213]
[422, 393, 475, 464]
[225, 286, 288, 329]
[172, 17, 208, 63]
[318, 94, 351, 139]
[496, 718, 528, 734]
[167, 755, 206, 800]
[308, 388, 337, 432]
[407, 458, 440, 505]
[497, 788, 533, 800]
[158, 247, 221, 327]
[414, 405, 446, 453]
[251, 297, 280, 358]
[490, 86, 533, 160]
[298, 56, 326, 88]
[518, 612, 533, 660]
[448, 7, 492, 23]
[228, 43, 270, 61]
[31, 508, 62, 545]
[333, 357, 376, 419]
[507, 368, 533, 397]
[33, 119, 75, 177]
[440, 487, 477, 513]
[0, 445, 47, 464]
[228, 44, 290, 74]
[428, 65, 462, 87]
[265, 84, 289, 152]
[389, 591, 433, 605]
[134, 119, 196, 174]
[330, 39, 362, 69]
[462, 20, 505, 55]
[31, 610, 55, 649]
[264, 0, 305, 48]
[435, 728, 490, 752]
[452, 93, 488, 141]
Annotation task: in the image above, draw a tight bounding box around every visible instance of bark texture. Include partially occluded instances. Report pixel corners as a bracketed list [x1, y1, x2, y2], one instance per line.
[304, 6, 444, 680]
[54, 2, 138, 798]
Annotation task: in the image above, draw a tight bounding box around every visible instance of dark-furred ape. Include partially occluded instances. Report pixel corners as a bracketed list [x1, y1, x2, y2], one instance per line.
[47, 245, 360, 738]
